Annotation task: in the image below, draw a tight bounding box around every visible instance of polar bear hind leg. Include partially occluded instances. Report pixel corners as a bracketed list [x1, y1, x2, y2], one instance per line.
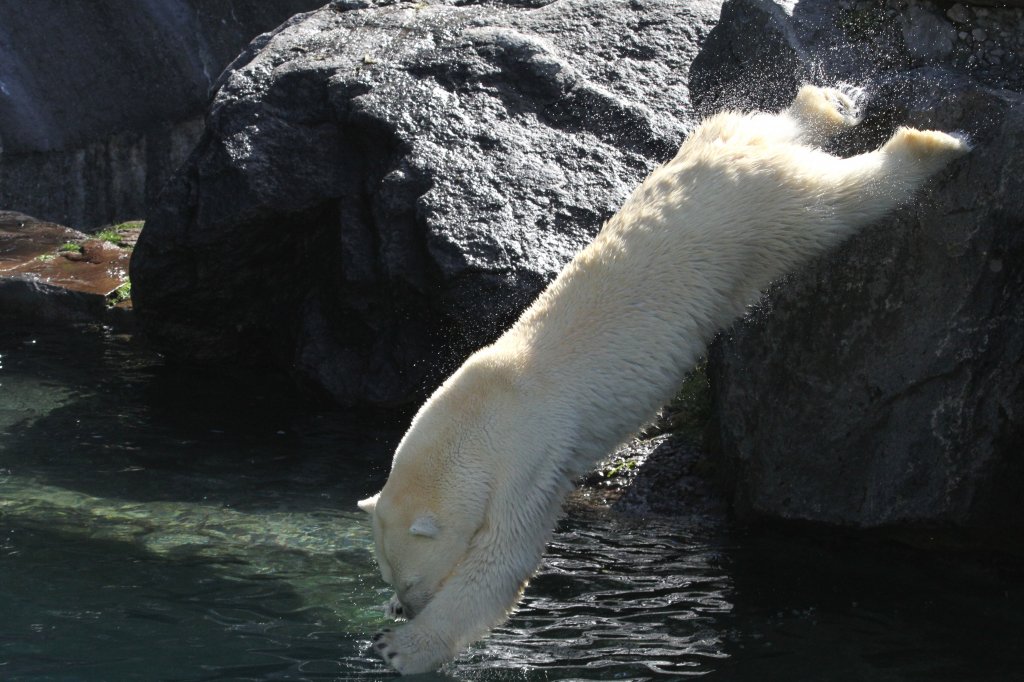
[882, 126, 972, 163]
[784, 84, 863, 147]
[814, 125, 970, 233]
[692, 84, 862, 150]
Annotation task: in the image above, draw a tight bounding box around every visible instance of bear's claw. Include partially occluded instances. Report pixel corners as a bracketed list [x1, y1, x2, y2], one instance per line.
[371, 629, 405, 671]
[370, 624, 451, 675]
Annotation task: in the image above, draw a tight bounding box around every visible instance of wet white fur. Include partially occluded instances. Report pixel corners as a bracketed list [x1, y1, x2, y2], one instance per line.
[359, 85, 969, 674]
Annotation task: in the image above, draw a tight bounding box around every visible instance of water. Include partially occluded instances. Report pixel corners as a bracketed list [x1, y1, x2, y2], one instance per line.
[1, 318, 1022, 681]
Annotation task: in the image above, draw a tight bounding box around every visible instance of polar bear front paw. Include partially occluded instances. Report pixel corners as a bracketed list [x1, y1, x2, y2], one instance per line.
[371, 628, 399, 666]
[371, 624, 451, 675]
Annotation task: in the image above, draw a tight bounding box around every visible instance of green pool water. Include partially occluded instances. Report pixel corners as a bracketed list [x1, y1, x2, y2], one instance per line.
[1, 318, 1021, 681]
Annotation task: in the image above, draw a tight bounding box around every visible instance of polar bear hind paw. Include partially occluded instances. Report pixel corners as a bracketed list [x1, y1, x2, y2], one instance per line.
[883, 126, 972, 160]
[788, 83, 862, 144]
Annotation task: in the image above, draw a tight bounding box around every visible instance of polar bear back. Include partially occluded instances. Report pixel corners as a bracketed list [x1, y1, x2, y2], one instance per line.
[497, 110, 951, 475]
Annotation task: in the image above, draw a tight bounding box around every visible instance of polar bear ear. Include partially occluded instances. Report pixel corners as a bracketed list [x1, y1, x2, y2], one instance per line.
[409, 513, 440, 538]
[357, 493, 379, 514]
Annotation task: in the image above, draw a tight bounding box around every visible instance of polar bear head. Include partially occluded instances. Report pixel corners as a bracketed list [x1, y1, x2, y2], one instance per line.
[357, 353, 516, 618]
[357, 478, 483, 618]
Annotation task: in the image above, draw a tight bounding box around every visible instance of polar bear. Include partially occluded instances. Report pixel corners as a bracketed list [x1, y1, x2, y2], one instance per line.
[357, 85, 969, 674]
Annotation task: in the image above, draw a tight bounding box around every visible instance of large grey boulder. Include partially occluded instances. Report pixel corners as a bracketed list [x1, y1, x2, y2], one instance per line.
[132, 0, 724, 406]
[0, 0, 326, 229]
[696, 0, 1023, 532]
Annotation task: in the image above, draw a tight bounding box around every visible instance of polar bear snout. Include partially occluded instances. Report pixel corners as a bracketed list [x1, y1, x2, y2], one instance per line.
[385, 594, 408, 619]
[396, 571, 450, 619]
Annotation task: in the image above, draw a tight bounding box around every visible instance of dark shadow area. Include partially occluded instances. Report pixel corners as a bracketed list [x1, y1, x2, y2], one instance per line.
[0, 315, 405, 508]
[703, 525, 1024, 682]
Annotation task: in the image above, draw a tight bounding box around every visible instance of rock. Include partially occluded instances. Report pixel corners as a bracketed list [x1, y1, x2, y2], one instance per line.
[695, 0, 1024, 534]
[946, 4, 969, 24]
[0, 120, 204, 232]
[614, 437, 729, 525]
[0, 277, 110, 326]
[132, 0, 724, 406]
[0, 0, 326, 229]
[0, 212, 85, 267]
[0, 212, 132, 326]
[690, 0, 1023, 112]
[901, 4, 956, 61]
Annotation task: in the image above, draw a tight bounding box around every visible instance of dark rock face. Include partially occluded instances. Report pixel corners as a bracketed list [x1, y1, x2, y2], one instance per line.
[0, 0, 326, 228]
[0, 120, 204, 232]
[132, 0, 723, 406]
[697, 0, 1023, 531]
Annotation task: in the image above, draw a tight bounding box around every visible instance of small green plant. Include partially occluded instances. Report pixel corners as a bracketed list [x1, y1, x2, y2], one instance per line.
[93, 221, 142, 248]
[95, 228, 124, 244]
[675, 363, 712, 436]
[108, 280, 131, 305]
[58, 242, 83, 253]
[601, 456, 637, 479]
[35, 253, 56, 263]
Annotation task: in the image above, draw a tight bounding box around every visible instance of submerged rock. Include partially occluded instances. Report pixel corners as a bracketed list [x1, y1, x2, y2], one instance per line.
[132, 0, 723, 405]
[695, 0, 1024, 534]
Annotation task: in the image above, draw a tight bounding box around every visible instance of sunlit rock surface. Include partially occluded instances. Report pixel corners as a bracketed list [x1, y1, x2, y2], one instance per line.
[695, 0, 1023, 533]
[0, 0, 325, 229]
[132, 0, 724, 405]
